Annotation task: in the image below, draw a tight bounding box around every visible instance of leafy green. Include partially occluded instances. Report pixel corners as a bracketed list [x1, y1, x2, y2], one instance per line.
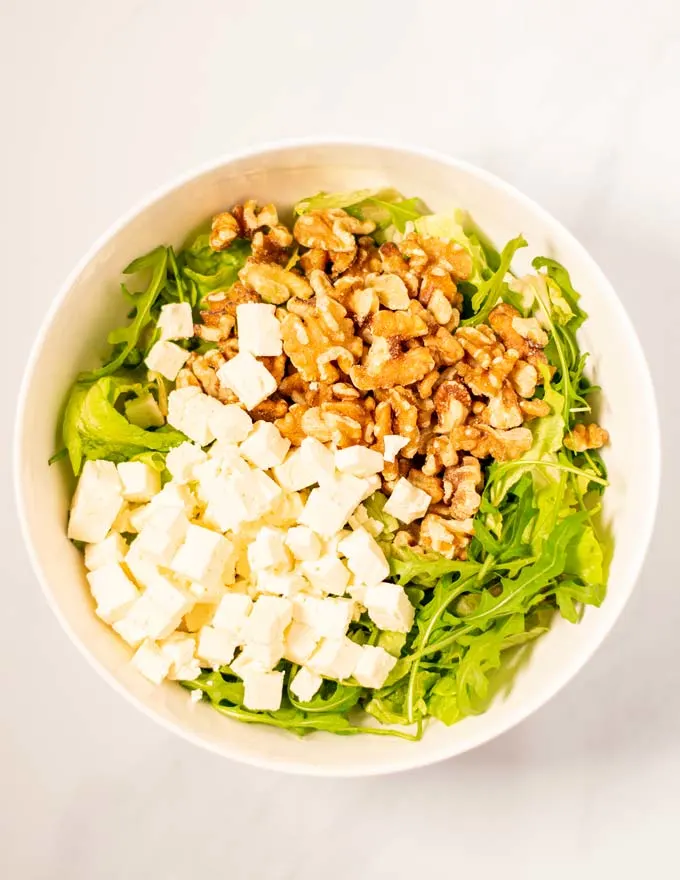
[363, 491, 399, 540]
[180, 233, 250, 301]
[294, 188, 427, 239]
[81, 247, 168, 380]
[462, 235, 527, 326]
[62, 374, 185, 474]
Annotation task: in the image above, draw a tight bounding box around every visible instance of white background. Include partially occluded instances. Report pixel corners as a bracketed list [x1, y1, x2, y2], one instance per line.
[3, 1, 679, 878]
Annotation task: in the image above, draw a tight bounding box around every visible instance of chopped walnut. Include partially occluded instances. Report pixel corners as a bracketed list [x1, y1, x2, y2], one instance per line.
[398, 233, 473, 281]
[281, 294, 362, 382]
[433, 380, 471, 433]
[482, 385, 524, 429]
[351, 345, 435, 392]
[408, 469, 444, 504]
[424, 327, 465, 366]
[239, 259, 312, 304]
[564, 423, 609, 452]
[367, 273, 411, 311]
[275, 402, 308, 445]
[294, 208, 375, 252]
[419, 514, 471, 560]
[373, 387, 420, 459]
[443, 457, 482, 519]
[452, 424, 533, 461]
[209, 212, 240, 251]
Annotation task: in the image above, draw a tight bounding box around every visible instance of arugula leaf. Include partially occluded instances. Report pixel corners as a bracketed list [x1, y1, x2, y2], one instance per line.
[80, 247, 168, 380]
[460, 513, 587, 626]
[462, 235, 527, 326]
[389, 547, 479, 588]
[62, 374, 185, 474]
[552, 579, 606, 623]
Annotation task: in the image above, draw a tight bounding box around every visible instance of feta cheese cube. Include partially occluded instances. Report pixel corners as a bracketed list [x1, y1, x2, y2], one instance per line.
[298, 473, 368, 537]
[382, 434, 409, 463]
[283, 622, 319, 665]
[167, 387, 223, 447]
[160, 632, 200, 680]
[211, 593, 253, 638]
[149, 482, 197, 516]
[273, 437, 335, 491]
[292, 596, 354, 639]
[290, 667, 323, 702]
[308, 637, 362, 680]
[123, 543, 160, 589]
[170, 524, 235, 588]
[352, 645, 398, 688]
[360, 474, 382, 501]
[86, 563, 139, 624]
[234, 470, 282, 519]
[197, 625, 238, 666]
[216, 351, 277, 409]
[383, 477, 431, 524]
[84, 532, 127, 570]
[68, 460, 124, 543]
[234, 640, 284, 671]
[145, 340, 189, 380]
[239, 421, 290, 469]
[335, 445, 384, 477]
[134, 506, 189, 561]
[257, 571, 307, 598]
[247, 527, 290, 572]
[157, 302, 194, 341]
[236, 303, 283, 356]
[203, 477, 252, 533]
[285, 526, 322, 561]
[166, 442, 207, 483]
[337, 527, 390, 586]
[241, 596, 292, 644]
[363, 583, 415, 633]
[301, 555, 350, 596]
[242, 670, 284, 711]
[205, 443, 251, 472]
[131, 640, 172, 684]
[190, 689, 203, 704]
[208, 404, 252, 444]
[117, 461, 161, 503]
[113, 575, 194, 644]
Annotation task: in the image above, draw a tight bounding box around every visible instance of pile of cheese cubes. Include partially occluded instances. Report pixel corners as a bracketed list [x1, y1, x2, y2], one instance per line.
[68, 386, 433, 712]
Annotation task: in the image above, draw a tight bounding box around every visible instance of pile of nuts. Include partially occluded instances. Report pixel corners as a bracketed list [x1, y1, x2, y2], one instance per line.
[175, 200, 606, 559]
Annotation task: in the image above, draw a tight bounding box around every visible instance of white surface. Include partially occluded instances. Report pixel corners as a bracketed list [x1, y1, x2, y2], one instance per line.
[2, 0, 678, 875]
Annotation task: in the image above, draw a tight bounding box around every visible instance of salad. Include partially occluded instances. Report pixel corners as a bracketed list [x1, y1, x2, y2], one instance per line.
[56, 188, 609, 739]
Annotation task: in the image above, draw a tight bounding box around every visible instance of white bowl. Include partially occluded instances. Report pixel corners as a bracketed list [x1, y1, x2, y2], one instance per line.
[15, 140, 660, 776]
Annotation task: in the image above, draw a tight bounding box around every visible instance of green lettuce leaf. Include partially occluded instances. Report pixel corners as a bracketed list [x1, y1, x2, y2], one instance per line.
[180, 233, 250, 300]
[62, 374, 185, 474]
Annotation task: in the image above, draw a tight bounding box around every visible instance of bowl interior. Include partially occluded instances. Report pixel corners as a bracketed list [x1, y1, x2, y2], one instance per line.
[16, 143, 659, 775]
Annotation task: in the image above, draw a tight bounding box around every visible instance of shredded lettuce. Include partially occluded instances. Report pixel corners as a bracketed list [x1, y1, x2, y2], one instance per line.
[179, 232, 250, 301]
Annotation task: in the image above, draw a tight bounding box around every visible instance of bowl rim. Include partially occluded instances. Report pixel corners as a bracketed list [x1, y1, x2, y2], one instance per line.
[14, 137, 661, 776]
